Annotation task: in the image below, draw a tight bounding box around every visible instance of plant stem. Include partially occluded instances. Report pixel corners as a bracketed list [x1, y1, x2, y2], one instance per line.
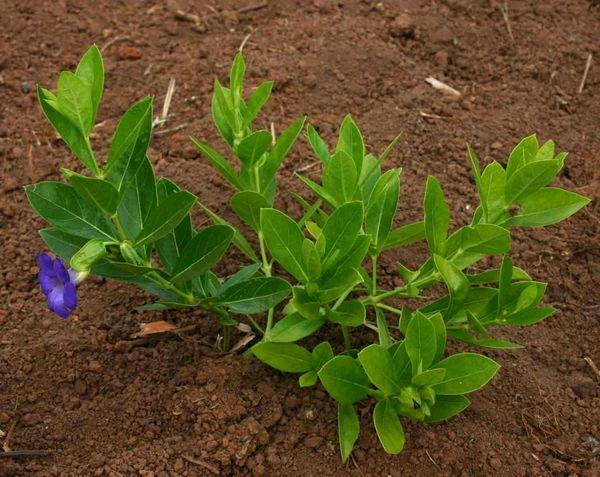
[222, 324, 231, 351]
[147, 272, 194, 304]
[371, 254, 378, 295]
[258, 230, 276, 334]
[245, 314, 265, 335]
[376, 303, 403, 315]
[341, 325, 352, 351]
[111, 214, 128, 242]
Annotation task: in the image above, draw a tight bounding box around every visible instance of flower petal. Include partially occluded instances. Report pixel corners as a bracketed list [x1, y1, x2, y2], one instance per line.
[53, 258, 70, 284]
[47, 286, 70, 318]
[63, 282, 77, 310]
[37, 253, 54, 274]
[38, 272, 57, 295]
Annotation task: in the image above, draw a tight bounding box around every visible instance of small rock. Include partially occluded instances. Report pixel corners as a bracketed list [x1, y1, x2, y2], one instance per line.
[491, 141, 503, 149]
[571, 375, 597, 399]
[389, 13, 415, 39]
[304, 435, 323, 449]
[430, 26, 453, 44]
[116, 44, 144, 60]
[0, 412, 10, 424]
[74, 379, 87, 396]
[434, 51, 449, 68]
[21, 81, 30, 94]
[489, 457, 502, 470]
[88, 360, 103, 373]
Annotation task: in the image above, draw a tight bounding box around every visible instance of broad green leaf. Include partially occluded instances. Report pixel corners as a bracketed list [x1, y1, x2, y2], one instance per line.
[198, 202, 257, 261]
[425, 395, 470, 423]
[318, 201, 362, 266]
[64, 170, 119, 216]
[296, 174, 339, 208]
[446, 224, 511, 268]
[252, 342, 313, 373]
[323, 235, 370, 280]
[405, 312, 437, 375]
[505, 187, 590, 227]
[373, 400, 405, 454]
[358, 344, 401, 395]
[37, 86, 97, 173]
[359, 153, 382, 203]
[75, 44, 104, 125]
[39, 227, 87, 261]
[267, 313, 325, 343]
[467, 266, 530, 284]
[297, 342, 334, 387]
[230, 190, 270, 232]
[218, 276, 291, 314]
[432, 352, 500, 395]
[335, 114, 364, 174]
[171, 225, 233, 283]
[327, 300, 365, 327]
[434, 254, 470, 320]
[504, 306, 555, 326]
[134, 191, 196, 248]
[105, 97, 153, 194]
[424, 176, 449, 255]
[506, 135, 539, 177]
[391, 342, 412, 386]
[306, 124, 330, 164]
[291, 286, 323, 320]
[244, 81, 273, 125]
[237, 130, 272, 166]
[322, 151, 358, 205]
[505, 160, 560, 205]
[25, 182, 116, 240]
[192, 138, 242, 189]
[211, 82, 234, 145]
[429, 312, 447, 363]
[497, 255, 513, 314]
[219, 263, 261, 292]
[229, 52, 245, 108]
[412, 368, 446, 387]
[118, 157, 157, 243]
[536, 140, 555, 161]
[260, 116, 306, 190]
[365, 169, 401, 253]
[383, 221, 425, 250]
[448, 330, 524, 349]
[213, 78, 235, 131]
[317, 267, 361, 303]
[56, 71, 93, 135]
[260, 208, 308, 282]
[375, 307, 392, 348]
[318, 355, 371, 404]
[338, 403, 360, 462]
[479, 161, 507, 223]
[302, 240, 322, 280]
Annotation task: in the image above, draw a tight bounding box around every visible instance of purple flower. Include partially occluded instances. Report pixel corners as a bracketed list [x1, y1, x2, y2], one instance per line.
[37, 253, 80, 318]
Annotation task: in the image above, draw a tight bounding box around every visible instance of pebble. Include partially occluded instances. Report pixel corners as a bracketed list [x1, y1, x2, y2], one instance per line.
[489, 457, 502, 470]
[88, 360, 103, 373]
[389, 14, 415, 39]
[116, 44, 144, 60]
[304, 435, 323, 449]
[74, 379, 87, 396]
[21, 81, 30, 94]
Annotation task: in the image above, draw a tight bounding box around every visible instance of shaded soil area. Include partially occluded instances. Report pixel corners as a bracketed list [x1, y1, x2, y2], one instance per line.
[1, 0, 599, 475]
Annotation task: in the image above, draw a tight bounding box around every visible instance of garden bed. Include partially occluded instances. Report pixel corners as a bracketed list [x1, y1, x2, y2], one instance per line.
[0, 1, 598, 476]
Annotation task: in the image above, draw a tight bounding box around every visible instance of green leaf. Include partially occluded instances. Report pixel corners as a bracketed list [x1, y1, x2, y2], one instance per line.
[171, 225, 233, 284]
[56, 71, 93, 135]
[322, 151, 358, 205]
[373, 400, 405, 454]
[505, 160, 560, 205]
[432, 352, 500, 395]
[317, 267, 361, 303]
[229, 52, 245, 108]
[267, 313, 325, 343]
[237, 130, 272, 166]
[358, 344, 401, 395]
[335, 115, 364, 174]
[213, 78, 235, 131]
[434, 254, 470, 320]
[302, 240, 322, 280]
[306, 124, 330, 164]
[192, 138, 242, 189]
[448, 330, 524, 349]
[218, 276, 291, 314]
[505, 187, 589, 227]
[260, 208, 308, 282]
[75, 44, 104, 126]
[479, 161, 507, 223]
[338, 403, 360, 462]
[105, 97, 153, 194]
[412, 368, 446, 387]
[504, 306, 555, 326]
[425, 395, 470, 423]
[365, 169, 401, 253]
[467, 266, 529, 284]
[25, 182, 116, 240]
[498, 255, 513, 314]
[296, 174, 339, 208]
[252, 342, 313, 373]
[198, 202, 257, 261]
[391, 342, 412, 386]
[506, 135, 539, 178]
[424, 176, 449, 255]
[446, 224, 511, 268]
[37, 86, 97, 174]
[429, 312, 447, 363]
[64, 170, 119, 216]
[358, 153, 382, 203]
[118, 157, 158, 243]
[327, 300, 365, 327]
[405, 312, 437, 375]
[211, 82, 234, 145]
[40, 227, 87, 261]
[134, 191, 196, 248]
[291, 286, 323, 320]
[260, 116, 306, 190]
[318, 355, 370, 404]
[383, 221, 425, 250]
[230, 190, 270, 232]
[318, 201, 363, 266]
[244, 81, 273, 125]
[379, 132, 402, 163]
[220, 263, 261, 292]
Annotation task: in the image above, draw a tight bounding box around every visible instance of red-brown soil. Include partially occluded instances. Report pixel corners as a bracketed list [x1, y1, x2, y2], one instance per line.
[1, 1, 599, 476]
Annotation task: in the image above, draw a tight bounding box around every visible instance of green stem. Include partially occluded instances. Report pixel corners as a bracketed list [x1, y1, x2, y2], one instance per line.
[222, 324, 231, 351]
[341, 325, 352, 351]
[371, 254, 378, 295]
[111, 214, 128, 242]
[376, 303, 403, 316]
[245, 314, 265, 335]
[147, 272, 194, 304]
[258, 230, 276, 334]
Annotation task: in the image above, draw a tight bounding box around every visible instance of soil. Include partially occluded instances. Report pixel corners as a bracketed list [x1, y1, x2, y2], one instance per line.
[1, 0, 599, 476]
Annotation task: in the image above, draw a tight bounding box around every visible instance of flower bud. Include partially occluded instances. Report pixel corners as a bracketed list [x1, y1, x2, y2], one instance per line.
[70, 239, 106, 272]
[120, 241, 144, 266]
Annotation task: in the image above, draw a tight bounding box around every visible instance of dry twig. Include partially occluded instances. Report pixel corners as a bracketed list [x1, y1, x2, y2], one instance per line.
[182, 455, 220, 474]
[153, 78, 177, 128]
[584, 356, 600, 380]
[577, 53, 592, 94]
[425, 77, 461, 96]
[499, 1, 515, 45]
